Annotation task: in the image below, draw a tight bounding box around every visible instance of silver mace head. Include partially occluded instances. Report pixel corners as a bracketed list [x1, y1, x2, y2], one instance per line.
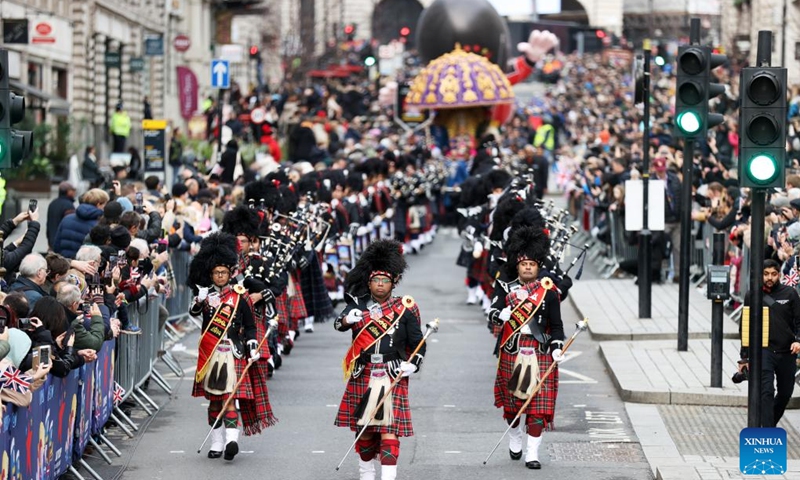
[576, 318, 589, 331]
[426, 318, 440, 333]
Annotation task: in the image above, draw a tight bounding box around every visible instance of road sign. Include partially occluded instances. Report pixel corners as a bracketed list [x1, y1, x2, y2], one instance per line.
[130, 57, 145, 72]
[174, 34, 191, 52]
[2, 19, 28, 44]
[250, 107, 266, 124]
[211, 59, 230, 89]
[105, 51, 121, 68]
[145, 36, 164, 56]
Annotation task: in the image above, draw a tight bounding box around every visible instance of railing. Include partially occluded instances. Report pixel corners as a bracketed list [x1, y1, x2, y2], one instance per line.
[0, 249, 193, 480]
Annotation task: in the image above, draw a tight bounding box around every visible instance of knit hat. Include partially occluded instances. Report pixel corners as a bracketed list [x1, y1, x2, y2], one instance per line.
[110, 225, 132, 249]
[117, 197, 134, 213]
[104, 201, 124, 221]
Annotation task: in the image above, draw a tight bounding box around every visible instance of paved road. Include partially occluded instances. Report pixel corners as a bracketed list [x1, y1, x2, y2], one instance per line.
[89, 224, 653, 480]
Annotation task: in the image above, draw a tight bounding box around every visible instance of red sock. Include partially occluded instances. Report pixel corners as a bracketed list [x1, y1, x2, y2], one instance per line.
[380, 439, 400, 466]
[356, 437, 378, 462]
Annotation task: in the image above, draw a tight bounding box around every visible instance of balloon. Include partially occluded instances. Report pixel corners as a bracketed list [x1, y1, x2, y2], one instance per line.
[491, 103, 515, 126]
[416, 0, 511, 66]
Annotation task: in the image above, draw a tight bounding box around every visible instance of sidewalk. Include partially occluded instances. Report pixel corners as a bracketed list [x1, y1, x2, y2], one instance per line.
[570, 277, 800, 479]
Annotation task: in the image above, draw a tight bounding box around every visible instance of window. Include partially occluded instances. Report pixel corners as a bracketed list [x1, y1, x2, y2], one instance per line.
[27, 62, 42, 90]
[53, 67, 67, 98]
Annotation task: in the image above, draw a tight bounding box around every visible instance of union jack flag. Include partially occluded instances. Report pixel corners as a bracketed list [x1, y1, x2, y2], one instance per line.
[113, 382, 125, 406]
[783, 267, 799, 287]
[0, 366, 32, 394]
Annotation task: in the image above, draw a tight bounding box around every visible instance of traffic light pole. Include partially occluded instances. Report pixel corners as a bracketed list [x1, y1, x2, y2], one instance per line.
[638, 46, 652, 319]
[746, 30, 774, 429]
[677, 138, 693, 351]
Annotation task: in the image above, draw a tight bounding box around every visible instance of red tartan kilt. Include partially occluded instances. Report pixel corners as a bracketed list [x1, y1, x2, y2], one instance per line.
[335, 363, 414, 437]
[468, 251, 490, 283]
[253, 310, 272, 359]
[493, 335, 558, 424]
[192, 355, 256, 400]
[287, 292, 307, 322]
[276, 293, 290, 335]
[192, 355, 277, 435]
[492, 323, 502, 338]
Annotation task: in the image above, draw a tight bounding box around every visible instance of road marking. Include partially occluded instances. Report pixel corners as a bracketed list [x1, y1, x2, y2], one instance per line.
[201, 403, 209, 407]
[241, 451, 254, 454]
[585, 410, 631, 443]
[443, 405, 456, 408]
[558, 368, 598, 384]
[444, 451, 461, 454]
[326, 404, 337, 407]
[183, 366, 197, 375]
[170, 451, 184, 454]
[431, 339, 439, 343]
[312, 450, 325, 454]
[573, 404, 586, 408]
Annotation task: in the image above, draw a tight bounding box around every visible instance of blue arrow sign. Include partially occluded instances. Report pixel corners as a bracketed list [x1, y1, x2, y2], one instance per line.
[211, 59, 230, 89]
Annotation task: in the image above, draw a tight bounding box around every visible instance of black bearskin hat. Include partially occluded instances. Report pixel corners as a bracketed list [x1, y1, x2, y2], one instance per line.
[277, 184, 298, 214]
[485, 169, 512, 191]
[222, 205, 261, 239]
[509, 207, 546, 233]
[490, 195, 525, 241]
[187, 232, 239, 293]
[244, 180, 281, 210]
[504, 226, 550, 278]
[345, 239, 407, 298]
[297, 172, 321, 198]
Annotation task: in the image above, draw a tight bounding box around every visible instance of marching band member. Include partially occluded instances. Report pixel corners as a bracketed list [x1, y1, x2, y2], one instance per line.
[334, 239, 425, 480]
[491, 226, 565, 470]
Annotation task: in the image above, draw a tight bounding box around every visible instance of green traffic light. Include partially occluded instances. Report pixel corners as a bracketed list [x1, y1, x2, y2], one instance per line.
[654, 56, 665, 66]
[364, 56, 376, 67]
[676, 111, 702, 135]
[746, 154, 779, 184]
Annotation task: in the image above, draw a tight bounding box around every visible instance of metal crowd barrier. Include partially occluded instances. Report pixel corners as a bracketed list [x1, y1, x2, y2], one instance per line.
[0, 248, 196, 480]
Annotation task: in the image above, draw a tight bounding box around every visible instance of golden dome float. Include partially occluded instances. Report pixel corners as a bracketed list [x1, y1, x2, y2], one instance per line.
[406, 44, 514, 109]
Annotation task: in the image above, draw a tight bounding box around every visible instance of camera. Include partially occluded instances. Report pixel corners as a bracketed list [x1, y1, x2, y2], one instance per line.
[732, 365, 749, 384]
[28, 199, 38, 213]
[18, 317, 32, 330]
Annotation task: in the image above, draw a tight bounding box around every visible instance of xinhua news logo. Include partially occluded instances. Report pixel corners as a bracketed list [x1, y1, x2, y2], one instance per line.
[740, 427, 787, 475]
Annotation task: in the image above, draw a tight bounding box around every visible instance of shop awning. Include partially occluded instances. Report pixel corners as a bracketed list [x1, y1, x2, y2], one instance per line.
[9, 80, 71, 116]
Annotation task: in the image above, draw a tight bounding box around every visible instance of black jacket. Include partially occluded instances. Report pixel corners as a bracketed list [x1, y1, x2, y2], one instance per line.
[742, 283, 800, 357]
[4, 221, 40, 274]
[20, 326, 85, 377]
[190, 286, 257, 357]
[334, 294, 425, 375]
[47, 195, 76, 247]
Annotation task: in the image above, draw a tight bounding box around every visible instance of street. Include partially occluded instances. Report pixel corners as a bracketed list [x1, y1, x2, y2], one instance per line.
[97, 228, 652, 480]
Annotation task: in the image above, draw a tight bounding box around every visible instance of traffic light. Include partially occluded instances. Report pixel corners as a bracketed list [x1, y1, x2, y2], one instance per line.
[344, 24, 356, 41]
[674, 45, 726, 138]
[0, 49, 31, 169]
[738, 66, 787, 188]
[364, 56, 376, 67]
[249, 45, 260, 60]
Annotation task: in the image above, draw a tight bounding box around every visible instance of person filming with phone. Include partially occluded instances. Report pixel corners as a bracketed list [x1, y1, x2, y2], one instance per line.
[738, 259, 800, 427]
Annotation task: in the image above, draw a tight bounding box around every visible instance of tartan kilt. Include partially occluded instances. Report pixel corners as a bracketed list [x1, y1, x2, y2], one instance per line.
[276, 293, 290, 335]
[492, 322, 502, 338]
[192, 355, 278, 435]
[493, 335, 558, 426]
[335, 362, 414, 437]
[252, 308, 272, 359]
[287, 291, 308, 323]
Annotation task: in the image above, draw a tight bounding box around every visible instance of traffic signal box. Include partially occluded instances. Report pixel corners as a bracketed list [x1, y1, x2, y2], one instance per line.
[738, 66, 787, 188]
[674, 45, 726, 139]
[0, 50, 31, 169]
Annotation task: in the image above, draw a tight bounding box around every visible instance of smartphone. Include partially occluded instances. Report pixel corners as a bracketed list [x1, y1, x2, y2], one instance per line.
[109, 255, 118, 267]
[17, 317, 31, 330]
[117, 250, 127, 268]
[39, 345, 51, 366]
[82, 303, 91, 317]
[104, 268, 113, 286]
[31, 348, 40, 370]
[28, 199, 38, 213]
[136, 192, 143, 206]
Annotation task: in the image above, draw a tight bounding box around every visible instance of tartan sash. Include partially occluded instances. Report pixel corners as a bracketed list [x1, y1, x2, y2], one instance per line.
[196, 288, 241, 383]
[341, 298, 407, 381]
[499, 281, 549, 348]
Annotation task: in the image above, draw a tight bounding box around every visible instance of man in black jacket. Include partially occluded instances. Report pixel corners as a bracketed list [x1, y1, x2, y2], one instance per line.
[739, 259, 800, 427]
[47, 182, 76, 248]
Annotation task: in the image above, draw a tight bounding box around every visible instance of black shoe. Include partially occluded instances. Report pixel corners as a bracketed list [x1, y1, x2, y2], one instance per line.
[509, 449, 522, 460]
[208, 450, 223, 459]
[526, 460, 541, 469]
[224, 441, 239, 461]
